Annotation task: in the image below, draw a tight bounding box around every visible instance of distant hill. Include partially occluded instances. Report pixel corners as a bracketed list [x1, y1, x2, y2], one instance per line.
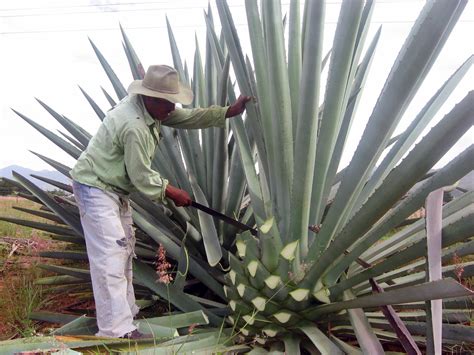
[0, 165, 71, 191]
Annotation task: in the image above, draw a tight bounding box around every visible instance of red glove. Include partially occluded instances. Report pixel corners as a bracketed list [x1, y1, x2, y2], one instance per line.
[165, 185, 192, 207]
[225, 95, 253, 118]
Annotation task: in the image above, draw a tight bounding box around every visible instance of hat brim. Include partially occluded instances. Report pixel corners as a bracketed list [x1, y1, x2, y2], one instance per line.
[127, 80, 194, 105]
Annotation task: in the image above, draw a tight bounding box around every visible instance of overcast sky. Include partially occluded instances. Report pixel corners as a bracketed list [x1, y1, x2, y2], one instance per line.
[0, 0, 472, 173]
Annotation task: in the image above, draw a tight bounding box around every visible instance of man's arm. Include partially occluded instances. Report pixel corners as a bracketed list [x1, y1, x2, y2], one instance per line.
[123, 127, 168, 201]
[162, 95, 253, 129]
[163, 105, 228, 129]
[123, 127, 192, 206]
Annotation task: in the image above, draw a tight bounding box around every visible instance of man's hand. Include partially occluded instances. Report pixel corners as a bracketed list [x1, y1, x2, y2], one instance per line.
[165, 185, 192, 207]
[225, 95, 253, 118]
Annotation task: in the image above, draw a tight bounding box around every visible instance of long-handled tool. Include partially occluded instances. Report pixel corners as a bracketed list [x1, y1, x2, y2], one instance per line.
[191, 201, 258, 236]
[191, 202, 318, 237]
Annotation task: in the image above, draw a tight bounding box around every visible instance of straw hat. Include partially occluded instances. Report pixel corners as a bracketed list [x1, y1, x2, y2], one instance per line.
[127, 65, 193, 105]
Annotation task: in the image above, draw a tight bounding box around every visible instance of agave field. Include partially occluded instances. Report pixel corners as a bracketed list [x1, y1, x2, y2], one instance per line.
[1, 0, 473, 353]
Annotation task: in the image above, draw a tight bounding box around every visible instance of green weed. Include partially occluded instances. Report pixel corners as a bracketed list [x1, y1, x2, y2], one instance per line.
[0, 268, 49, 339]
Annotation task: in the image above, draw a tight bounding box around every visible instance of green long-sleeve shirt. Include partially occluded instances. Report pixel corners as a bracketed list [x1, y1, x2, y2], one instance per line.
[70, 94, 228, 201]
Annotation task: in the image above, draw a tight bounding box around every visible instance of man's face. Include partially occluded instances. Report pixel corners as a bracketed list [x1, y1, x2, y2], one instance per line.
[142, 96, 176, 121]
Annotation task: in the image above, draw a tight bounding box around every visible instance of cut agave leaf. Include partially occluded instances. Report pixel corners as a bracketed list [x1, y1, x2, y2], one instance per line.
[188, 173, 222, 267]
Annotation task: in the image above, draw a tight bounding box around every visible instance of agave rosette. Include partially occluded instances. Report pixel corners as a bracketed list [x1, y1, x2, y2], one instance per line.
[1, 0, 473, 353]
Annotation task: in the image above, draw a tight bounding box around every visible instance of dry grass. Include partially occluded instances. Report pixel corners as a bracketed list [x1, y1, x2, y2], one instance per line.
[0, 195, 92, 340]
[0, 195, 58, 339]
[0, 196, 51, 239]
[0, 196, 54, 272]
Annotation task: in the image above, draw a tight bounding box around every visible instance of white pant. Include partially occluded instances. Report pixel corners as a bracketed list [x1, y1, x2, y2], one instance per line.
[72, 181, 139, 337]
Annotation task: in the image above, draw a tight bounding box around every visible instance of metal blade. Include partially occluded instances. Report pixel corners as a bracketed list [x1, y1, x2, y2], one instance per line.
[191, 201, 258, 236]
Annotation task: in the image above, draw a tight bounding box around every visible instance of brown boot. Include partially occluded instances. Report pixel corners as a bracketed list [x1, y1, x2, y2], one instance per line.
[120, 329, 154, 339]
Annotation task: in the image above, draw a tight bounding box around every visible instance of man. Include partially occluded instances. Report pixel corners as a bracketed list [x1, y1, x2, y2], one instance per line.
[70, 65, 251, 339]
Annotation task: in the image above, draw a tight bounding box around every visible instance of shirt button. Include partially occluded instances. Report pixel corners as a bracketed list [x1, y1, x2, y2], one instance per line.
[136, 117, 140, 119]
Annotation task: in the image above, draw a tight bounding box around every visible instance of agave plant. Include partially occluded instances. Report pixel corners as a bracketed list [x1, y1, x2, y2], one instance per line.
[1, 0, 473, 353]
